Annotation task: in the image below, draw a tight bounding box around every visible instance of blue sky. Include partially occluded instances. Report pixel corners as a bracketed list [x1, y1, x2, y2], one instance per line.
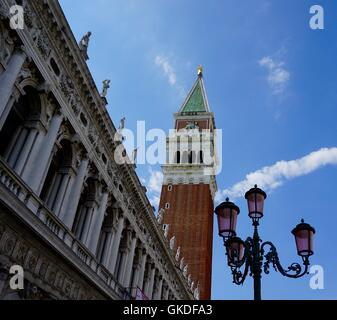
[60, 0, 337, 300]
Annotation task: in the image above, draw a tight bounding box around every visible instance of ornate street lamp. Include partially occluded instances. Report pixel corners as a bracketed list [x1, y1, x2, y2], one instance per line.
[226, 237, 245, 267]
[215, 185, 316, 301]
[292, 219, 315, 257]
[245, 185, 266, 224]
[215, 198, 240, 239]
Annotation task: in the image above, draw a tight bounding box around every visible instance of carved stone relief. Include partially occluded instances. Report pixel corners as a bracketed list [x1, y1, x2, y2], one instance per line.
[0, 219, 102, 300]
[0, 21, 15, 67]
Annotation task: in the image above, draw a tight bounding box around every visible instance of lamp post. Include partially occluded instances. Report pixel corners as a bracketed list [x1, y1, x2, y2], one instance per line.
[215, 185, 316, 301]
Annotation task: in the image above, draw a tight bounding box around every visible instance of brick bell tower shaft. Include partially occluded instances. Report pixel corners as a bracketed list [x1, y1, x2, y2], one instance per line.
[159, 67, 218, 300]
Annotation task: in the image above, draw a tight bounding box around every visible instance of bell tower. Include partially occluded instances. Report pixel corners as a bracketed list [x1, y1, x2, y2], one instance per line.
[159, 67, 217, 300]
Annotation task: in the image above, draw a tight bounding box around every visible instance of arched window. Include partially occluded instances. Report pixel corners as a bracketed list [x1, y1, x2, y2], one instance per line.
[199, 150, 204, 164]
[175, 151, 181, 164]
[188, 151, 196, 164]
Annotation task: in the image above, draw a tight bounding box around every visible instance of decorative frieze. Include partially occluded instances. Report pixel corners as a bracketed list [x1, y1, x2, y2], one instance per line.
[0, 218, 102, 300]
[0, 21, 15, 67]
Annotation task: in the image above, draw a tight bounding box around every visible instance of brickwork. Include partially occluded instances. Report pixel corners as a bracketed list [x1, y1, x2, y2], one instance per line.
[160, 184, 214, 300]
[175, 119, 210, 131]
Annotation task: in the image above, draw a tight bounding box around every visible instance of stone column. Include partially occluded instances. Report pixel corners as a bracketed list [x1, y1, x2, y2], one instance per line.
[123, 234, 137, 288]
[0, 263, 8, 296]
[154, 276, 163, 300]
[152, 275, 159, 300]
[137, 250, 147, 290]
[73, 205, 87, 239]
[3, 124, 21, 162]
[143, 265, 151, 296]
[160, 283, 166, 300]
[0, 95, 15, 131]
[131, 263, 140, 289]
[52, 170, 76, 217]
[100, 231, 114, 266]
[147, 264, 156, 299]
[0, 47, 27, 119]
[6, 127, 28, 166]
[61, 157, 89, 229]
[87, 190, 109, 253]
[54, 172, 74, 215]
[117, 250, 128, 284]
[14, 127, 40, 175]
[130, 247, 142, 289]
[108, 214, 124, 273]
[23, 112, 63, 193]
[164, 286, 170, 300]
[81, 204, 97, 246]
[18, 125, 46, 177]
[45, 173, 62, 208]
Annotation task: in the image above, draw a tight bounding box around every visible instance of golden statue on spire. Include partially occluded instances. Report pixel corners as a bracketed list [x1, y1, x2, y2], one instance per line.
[197, 65, 203, 77]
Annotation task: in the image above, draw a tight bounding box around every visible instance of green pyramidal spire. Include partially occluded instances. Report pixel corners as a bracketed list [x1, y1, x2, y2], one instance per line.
[179, 66, 210, 114]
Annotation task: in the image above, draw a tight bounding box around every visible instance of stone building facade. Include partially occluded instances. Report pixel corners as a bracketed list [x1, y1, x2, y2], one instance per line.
[0, 0, 194, 300]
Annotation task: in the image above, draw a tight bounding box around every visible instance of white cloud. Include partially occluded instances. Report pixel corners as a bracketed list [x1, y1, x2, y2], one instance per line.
[154, 55, 186, 98]
[217, 147, 337, 202]
[259, 56, 290, 95]
[140, 177, 146, 185]
[148, 168, 163, 193]
[149, 195, 161, 208]
[155, 55, 177, 86]
[142, 167, 163, 208]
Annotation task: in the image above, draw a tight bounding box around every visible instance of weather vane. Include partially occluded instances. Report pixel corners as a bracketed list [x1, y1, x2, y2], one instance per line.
[197, 65, 203, 77]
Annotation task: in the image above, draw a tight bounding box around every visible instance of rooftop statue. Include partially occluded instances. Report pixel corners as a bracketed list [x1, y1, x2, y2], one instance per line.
[119, 117, 126, 131]
[78, 31, 91, 59]
[157, 208, 165, 224]
[131, 148, 138, 164]
[175, 246, 181, 262]
[101, 79, 110, 98]
[169, 236, 175, 250]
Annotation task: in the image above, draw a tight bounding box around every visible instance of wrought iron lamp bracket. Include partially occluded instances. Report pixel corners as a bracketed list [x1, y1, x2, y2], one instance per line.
[227, 238, 253, 285]
[261, 241, 310, 279]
